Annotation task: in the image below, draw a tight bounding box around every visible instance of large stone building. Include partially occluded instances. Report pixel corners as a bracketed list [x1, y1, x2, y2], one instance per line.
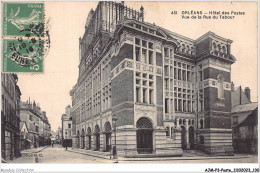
[1, 74, 21, 161]
[20, 100, 51, 148]
[70, 1, 235, 156]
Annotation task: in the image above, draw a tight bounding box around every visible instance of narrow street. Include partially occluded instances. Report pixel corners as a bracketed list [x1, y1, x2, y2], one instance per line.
[8, 144, 113, 164]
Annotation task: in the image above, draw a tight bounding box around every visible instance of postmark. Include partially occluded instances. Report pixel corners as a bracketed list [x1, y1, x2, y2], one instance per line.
[2, 38, 43, 73]
[2, 2, 46, 73]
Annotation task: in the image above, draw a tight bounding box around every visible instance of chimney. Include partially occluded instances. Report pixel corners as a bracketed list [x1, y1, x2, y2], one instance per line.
[140, 6, 144, 22]
[231, 82, 234, 92]
[244, 87, 251, 102]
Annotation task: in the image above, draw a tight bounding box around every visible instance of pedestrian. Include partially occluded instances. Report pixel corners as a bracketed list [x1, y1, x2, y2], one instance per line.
[52, 141, 54, 148]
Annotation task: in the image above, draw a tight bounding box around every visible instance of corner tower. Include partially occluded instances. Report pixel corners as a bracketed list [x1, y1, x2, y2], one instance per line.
[195, 32, 236, 155]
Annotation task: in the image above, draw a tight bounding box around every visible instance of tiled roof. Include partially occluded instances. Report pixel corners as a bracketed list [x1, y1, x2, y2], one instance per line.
[231, 102, 258, 113]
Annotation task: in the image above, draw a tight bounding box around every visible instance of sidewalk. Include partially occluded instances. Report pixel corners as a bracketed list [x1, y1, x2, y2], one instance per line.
[67, 148, 112, 160]
[67, 148, 251, 162]
[6, 146, 49, 164]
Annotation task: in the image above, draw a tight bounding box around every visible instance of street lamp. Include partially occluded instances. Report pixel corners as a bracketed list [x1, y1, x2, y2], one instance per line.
[112, 115, 118, 159]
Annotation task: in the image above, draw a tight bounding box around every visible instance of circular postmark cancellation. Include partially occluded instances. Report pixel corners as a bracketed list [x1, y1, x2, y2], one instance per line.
[2, 2, 50, 73]
[8, 37, 43, 68]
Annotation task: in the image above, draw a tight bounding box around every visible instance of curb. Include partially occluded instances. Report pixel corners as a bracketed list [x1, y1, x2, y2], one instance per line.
[66, 149, 112, 161]
[67, 149, 250, 162]
[118, 155, 251, 162]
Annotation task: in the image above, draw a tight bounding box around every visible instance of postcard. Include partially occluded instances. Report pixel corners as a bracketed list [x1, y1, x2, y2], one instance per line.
[1, 1, 258, 173]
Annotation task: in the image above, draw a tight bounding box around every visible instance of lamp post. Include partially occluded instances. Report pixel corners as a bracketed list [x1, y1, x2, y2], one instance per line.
[112, 115, 118, 159]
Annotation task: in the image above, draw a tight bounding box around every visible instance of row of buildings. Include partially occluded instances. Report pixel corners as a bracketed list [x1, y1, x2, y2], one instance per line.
[67, 2, 257, 156]
[20, 100, 52, 150]
[1, 73, 52, 161]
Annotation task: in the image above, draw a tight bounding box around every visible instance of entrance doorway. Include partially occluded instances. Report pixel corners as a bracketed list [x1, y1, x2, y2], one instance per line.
[81, 129, 85, 149]
[136, 117, 153, 154]
[181, 126, 186, 149]
[94, 125, 100, 150]
[189, 126, 195, 149]
[104, 122, 112, 152]
[87, 127, 91, 150]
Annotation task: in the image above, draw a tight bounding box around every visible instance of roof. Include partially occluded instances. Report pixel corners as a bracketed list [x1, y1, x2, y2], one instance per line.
[231, 102, 258, 113]
[236, 108, 258, 127]
[231, 86, 251, 107]
[20, 121, 28, 131]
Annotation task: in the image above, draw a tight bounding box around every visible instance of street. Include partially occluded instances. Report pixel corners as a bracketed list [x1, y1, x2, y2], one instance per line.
[9, 144, 113, 164]
[7, 144, 258, 164]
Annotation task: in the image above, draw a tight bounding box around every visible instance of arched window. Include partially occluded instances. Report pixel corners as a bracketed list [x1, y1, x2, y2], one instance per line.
[222, 46, 226, 54]
[137, 117, 153, 129]
[217, 74, 224, 99]
[182, 44, 185, 53]
[217, 44, 221, 52]
[212, 42, 217, 50]
[186, 45, 190, 54]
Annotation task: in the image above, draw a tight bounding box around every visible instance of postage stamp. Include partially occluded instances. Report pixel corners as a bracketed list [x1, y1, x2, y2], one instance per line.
[2, 2, 45, 73]
[2, 2, 44, 37]
[2, 38, 43, 73]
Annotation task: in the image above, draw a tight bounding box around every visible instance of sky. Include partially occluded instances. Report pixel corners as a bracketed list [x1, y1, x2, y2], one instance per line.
[17, 1, 258, 132]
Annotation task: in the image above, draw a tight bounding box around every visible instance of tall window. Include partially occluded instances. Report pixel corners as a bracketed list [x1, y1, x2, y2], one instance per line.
[148, 51, 153, 64]
[149, 89, 153, 104]
[143, 88, 147, 103]
[142, 49, 147, 63]
[217, 74, 224, 99]
[165, 99, 169, 113]
[136, 47, 140, 61]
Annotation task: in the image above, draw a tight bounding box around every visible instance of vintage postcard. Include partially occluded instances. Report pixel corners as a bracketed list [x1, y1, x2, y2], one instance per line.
[1, 1, 258, 173]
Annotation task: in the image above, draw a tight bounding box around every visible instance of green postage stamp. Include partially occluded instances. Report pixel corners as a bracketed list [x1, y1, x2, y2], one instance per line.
[2, 2, 45, 73]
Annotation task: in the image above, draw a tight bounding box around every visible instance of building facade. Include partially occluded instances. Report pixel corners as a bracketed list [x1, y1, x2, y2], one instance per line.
[55, 127, 62, 144]
[1, 74, 21, 161]
[20, 100, 51, 148]
[20, 121, 30, 151]
[61, 105, 73, 147]
[70, 1, 235, 156]
[231, 85, 258, 153]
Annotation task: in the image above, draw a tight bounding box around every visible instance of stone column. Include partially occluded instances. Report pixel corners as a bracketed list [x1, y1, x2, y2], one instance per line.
[176, 118, 179, 128]
[79, 136, 82, 149]
[185, 120, 190, 149]
[91, 135, 95, 150]
[99, 133, 104, 152]
[102, 133, 106, 151]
